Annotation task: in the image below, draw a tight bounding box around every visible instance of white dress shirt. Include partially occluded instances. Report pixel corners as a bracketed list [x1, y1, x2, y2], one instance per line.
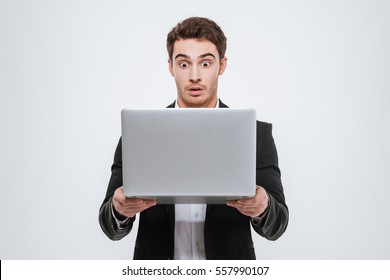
[174, 204, 206, 259]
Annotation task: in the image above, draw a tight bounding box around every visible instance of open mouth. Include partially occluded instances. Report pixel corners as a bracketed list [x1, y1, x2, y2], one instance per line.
[189, 86, 204, 96]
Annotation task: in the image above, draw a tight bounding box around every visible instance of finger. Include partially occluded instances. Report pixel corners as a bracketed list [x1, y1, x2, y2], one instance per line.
[143, 199, 157, 208]
[227, 202, 256, 214]
[235, 205, 259, 214]
[126, 200, 156, 216]
[236, 198, 257, 205]
[122, 199, 156, 211]
[227, 200, 257, 208]
[124, 198, 144, 205]
[141, 200, 157, 210]
[228, 201, 263, 216]
[226, 200, 237, 207]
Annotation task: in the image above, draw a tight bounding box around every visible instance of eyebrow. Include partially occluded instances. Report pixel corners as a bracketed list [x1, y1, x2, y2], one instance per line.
[174, 53, 216, 60]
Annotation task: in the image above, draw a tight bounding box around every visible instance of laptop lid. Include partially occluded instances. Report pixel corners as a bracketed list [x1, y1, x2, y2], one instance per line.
[121, 108, 256, 204]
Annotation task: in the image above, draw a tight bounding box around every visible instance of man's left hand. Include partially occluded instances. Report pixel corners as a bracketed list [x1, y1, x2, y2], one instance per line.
[227, 185, 269, 218]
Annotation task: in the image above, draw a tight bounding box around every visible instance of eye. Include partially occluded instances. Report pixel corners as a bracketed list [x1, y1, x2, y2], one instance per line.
[202, 61, 211, 67]
[179, 61, 189, 68]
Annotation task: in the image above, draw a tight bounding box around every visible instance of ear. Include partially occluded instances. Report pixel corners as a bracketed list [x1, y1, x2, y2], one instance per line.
[218, 56, 227, 75]
[168, 59, 174, 77]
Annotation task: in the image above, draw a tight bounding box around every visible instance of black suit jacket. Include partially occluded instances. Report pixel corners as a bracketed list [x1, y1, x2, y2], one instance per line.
[99, 100, 288, 259]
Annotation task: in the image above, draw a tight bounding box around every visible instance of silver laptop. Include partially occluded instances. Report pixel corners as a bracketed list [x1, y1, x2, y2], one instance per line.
[121, 108, 256, 204]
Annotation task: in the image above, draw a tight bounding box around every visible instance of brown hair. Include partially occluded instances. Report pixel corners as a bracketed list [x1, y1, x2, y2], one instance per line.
[167, 17, 227, 61]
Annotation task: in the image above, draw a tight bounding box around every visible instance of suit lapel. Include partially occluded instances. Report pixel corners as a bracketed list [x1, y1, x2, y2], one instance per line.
[218, 99, 229, 108]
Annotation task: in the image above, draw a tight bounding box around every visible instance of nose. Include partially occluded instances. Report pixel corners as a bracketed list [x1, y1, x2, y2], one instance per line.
[189, 65, 201, 83]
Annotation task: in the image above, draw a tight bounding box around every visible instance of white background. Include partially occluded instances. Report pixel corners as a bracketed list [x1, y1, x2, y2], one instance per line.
[0, 0, 389, 259]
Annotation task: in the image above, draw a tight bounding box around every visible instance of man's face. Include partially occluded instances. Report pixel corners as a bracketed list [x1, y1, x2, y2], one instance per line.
[168, 38, 227, 108]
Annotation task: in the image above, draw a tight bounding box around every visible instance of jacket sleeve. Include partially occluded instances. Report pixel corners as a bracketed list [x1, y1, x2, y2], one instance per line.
[98, 138, 135, 240]
[251, 122, 289, 240]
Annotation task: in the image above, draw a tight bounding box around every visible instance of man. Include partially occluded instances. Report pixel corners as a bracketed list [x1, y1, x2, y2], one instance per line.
[99, 17, 288, 260]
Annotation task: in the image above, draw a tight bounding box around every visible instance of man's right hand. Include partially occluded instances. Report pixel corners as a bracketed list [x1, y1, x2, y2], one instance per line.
[112, 186, 157, 219]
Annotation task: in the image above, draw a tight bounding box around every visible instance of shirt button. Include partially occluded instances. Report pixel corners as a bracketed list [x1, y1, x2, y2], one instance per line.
[196, 242, 200, 248]
[195, 212, 198, 218]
